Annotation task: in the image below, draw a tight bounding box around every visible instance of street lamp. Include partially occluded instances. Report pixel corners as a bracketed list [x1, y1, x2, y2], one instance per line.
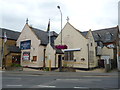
[57, 6, 63, 72]
[57, 6, 62, 45]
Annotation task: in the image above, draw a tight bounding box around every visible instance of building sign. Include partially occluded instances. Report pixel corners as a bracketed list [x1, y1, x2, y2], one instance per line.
[20, 40, 31, 50]
[22, 52, 30, 60]
[55, 45, 67, 49]
[107, 44, 114, 48]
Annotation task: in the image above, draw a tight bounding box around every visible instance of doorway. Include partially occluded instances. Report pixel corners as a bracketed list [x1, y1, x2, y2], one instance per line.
[58, 55, 62, 68]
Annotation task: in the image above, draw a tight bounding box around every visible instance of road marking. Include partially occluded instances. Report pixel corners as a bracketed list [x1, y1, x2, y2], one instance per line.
[0, 71, 4, 72]
[37, 85, 56, 88]
[25, 75, 40, 76]
[74, 86, 88, 89]
[6, 85, 23, 87]
[4, 78, 21, 80]
[56, 79, 81, 81]
[56, 79, 101, 81]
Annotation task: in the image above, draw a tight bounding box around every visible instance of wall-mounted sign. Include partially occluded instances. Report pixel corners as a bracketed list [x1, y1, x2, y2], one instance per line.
[22, 52, 30, 60]
[20, 40, 31, 50]
[63, 48, 81, 52]
[107, 44, 114, 48]
[55, 45, 67, 49]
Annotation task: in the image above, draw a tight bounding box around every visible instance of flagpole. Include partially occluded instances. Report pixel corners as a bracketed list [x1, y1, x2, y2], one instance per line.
[2, 32, 7, 69]
[49, 19, 51, 45]
[48, 19, 51, 71]
[2, 39, 5, 69]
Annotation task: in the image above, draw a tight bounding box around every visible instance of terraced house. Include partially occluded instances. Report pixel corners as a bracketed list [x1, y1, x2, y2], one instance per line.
[0, 28, 21, 68]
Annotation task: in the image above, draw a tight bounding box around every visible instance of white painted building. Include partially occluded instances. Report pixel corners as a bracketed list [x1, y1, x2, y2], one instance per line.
[17, 23, 57, 68]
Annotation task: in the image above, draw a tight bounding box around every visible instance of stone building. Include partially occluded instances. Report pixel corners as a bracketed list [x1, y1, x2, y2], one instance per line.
[16, 23, 58, 68]
[54, 22, 120, 70]
[0, 28, 21, 68]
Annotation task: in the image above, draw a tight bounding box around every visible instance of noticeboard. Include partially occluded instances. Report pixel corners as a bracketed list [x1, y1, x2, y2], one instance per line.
[22, 52, 30, 60]
[20, 40, 31, 50]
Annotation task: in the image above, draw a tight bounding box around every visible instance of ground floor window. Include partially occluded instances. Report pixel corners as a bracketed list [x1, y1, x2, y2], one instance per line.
[32, 56, 37, 61]
[12, 55, 21, 64]
[64, 51, 74, 61]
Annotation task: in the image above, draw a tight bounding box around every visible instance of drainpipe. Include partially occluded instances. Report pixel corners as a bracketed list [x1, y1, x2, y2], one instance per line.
[55, 53, 57, 68]
[87, 44, 90, 70]
[43, 49, 46, 68]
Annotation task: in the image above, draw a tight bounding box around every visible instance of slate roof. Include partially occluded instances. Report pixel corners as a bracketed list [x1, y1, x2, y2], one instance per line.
[81, 31, 88, 37]
[29, 27, 58, 45]
[30, 27, 49, 45]
[7, 46, 21, 53]
[81, 26, 119, 43]
[0, 28, 20, 40]
[50, 31, 58, 37]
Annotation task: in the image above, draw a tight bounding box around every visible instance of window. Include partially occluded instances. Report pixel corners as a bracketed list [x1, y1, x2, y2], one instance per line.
[91, 43, 93, 46]
[64, 51, 73, 61]
[32, 56, 37, 61]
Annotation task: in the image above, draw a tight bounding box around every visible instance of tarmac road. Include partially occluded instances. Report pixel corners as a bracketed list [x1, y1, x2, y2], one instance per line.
[2, 70, 119, 89]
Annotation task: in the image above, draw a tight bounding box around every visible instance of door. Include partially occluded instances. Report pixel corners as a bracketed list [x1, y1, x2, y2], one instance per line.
[58, 55, 62, 68]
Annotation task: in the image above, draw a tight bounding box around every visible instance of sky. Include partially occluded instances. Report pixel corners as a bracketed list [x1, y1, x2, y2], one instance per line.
[0, 0, 119, 33]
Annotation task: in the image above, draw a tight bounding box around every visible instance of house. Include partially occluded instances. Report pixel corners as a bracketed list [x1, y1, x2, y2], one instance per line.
[0, 28, 21, 68]
[55, 22, 97, 69]
[92, 26, 119, 69]
[16, 22, 58, 69]
[54, 22, 120, 70]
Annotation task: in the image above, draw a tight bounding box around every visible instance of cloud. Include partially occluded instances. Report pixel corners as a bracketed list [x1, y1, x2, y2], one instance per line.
[0, 0, 119, 33]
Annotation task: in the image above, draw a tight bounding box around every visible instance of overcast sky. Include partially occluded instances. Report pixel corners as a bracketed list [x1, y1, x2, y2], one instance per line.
[0, 0, 119, 33]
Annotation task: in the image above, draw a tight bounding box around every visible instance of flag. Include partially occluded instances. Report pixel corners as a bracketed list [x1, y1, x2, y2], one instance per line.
[4, 32, 7, 43]
[47, 19, 50, 32]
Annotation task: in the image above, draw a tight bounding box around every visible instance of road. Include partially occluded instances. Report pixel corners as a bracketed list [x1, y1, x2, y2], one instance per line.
[2, 70, 119, 89]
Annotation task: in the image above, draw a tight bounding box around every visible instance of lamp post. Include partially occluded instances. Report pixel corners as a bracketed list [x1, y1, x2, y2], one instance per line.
[57, 6, 62, 45]
[57, 6, 63, 72]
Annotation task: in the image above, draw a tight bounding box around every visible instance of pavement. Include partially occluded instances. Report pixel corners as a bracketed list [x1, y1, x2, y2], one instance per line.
[22, 67, 118, 73]
[23, 68, 41, 71]
[1, 67, 119, 76]
[0, 67, 2, 71]
[2, 67, 118, 77]
[76, 68, 105, 73]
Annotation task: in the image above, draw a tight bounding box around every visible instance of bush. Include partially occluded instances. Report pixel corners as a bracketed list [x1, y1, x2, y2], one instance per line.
[63, 63, 68, 67]
[44, 67, 49, 71]
[11, 63, 22, 67]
